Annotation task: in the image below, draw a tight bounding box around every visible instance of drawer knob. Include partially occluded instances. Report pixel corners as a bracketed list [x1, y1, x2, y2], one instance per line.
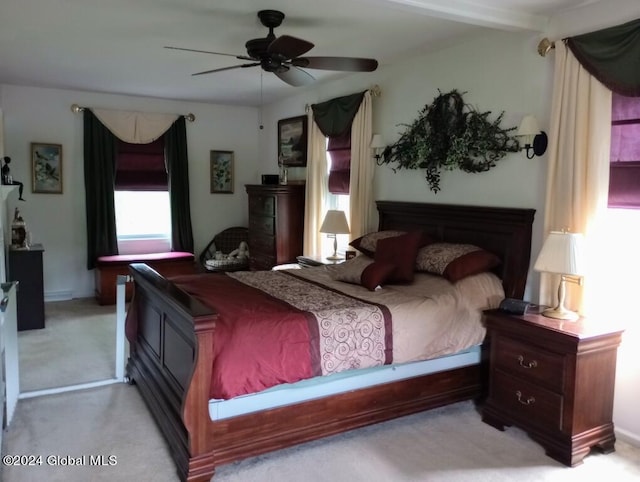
[517, 355, 537, 369]
[515, 390, 536, 405]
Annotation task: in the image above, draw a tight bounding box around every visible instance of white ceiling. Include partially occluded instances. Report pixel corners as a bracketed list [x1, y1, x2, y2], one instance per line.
[0, 0, 612, 106]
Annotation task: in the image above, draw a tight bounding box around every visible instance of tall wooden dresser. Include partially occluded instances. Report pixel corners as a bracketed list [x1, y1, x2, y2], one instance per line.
[245, 184, 305, 270]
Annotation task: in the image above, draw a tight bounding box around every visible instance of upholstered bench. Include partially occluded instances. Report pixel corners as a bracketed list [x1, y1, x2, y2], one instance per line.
[94, 251, 195, 305]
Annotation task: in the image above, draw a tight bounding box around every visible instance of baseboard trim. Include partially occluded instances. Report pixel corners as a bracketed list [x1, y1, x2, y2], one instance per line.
[615, 426, 640, 447]
[19, 378, 122, 399]
[44, 290, 74, 302]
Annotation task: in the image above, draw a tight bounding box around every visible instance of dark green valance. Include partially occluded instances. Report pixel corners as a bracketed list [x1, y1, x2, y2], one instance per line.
[311, 91, 366, 137]
[567, 18, 640, 97]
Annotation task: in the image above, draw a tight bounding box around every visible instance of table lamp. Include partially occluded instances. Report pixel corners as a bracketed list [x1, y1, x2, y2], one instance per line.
[320, 210, 350, 260]
[533, 230, 585, 321]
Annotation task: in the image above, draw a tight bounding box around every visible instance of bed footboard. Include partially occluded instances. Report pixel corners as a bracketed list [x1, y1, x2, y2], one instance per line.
[125, 263, 218, 482]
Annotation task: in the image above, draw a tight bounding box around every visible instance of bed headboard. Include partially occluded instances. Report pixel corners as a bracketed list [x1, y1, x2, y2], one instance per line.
[376, 201, 536, 299]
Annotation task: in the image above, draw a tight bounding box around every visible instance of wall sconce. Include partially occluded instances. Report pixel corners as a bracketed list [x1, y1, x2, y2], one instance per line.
[370, 134, 385, 164]
[517, 115, 548, 159]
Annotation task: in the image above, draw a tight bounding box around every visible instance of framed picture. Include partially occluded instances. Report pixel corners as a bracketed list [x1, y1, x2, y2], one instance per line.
[278, 115, 308, 167]
[31, 143, 63, 194]
[210, 150, 234, 193]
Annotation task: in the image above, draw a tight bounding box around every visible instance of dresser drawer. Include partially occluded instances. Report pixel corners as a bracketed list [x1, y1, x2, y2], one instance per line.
[493, 335, 565, 392]
[249, 215, 275, 236]
[250, 254, 276, 271]
[248, 233, 275, 253]
[491, 370, 563, 432]
[249, 195, 276, 216]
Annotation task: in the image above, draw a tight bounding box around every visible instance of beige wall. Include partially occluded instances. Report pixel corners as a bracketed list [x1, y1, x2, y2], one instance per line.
[0, 85, 259, 300]
[260, 29, 552, 301]
[258, 28, 640, 446]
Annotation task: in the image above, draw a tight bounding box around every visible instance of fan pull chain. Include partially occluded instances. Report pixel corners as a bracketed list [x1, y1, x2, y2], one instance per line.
[259, 71, 264, 130]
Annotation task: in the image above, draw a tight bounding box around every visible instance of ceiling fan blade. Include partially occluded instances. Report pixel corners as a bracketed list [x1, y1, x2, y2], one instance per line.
[165, 46, 254, 61]
[268, 35, 314, 60]
[192, 63, 260, 76]
[275, 66, 315, 87]
[292, 57, 378, 72]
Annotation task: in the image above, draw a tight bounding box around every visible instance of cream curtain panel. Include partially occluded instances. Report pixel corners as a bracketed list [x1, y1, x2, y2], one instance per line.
[541, 40, 612, 314]
[303, 111, 330, 256]
[92, 108, 179, 144]
[304, 90, 375, 255]
[349, 90, 375, 238]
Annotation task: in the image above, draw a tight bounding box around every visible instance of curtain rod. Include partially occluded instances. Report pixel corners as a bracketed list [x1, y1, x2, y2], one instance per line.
[538, 38, 556, 57]
[70, 104, 196, 122]
[304, 84, 382, 113]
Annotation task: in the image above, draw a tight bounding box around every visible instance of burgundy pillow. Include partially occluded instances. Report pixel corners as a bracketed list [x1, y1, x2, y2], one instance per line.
[374, 231, 424, 283]
[350, 230, 434, 258]
[415, 243, 501, 282]
[349, 230, 406, 257]
[361, 261, 396, 291]
[330, 256, 395, 291]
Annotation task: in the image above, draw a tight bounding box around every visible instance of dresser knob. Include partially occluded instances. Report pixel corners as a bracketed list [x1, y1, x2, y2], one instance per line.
[515, 390, 536, 405]
[517, 355, 537, 369]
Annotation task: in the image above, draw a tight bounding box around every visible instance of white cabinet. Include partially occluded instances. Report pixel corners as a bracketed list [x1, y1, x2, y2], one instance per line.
[0, 282, 18, 446]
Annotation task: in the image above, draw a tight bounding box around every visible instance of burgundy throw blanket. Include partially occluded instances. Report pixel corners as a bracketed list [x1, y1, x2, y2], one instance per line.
[170, 270, 392, 400]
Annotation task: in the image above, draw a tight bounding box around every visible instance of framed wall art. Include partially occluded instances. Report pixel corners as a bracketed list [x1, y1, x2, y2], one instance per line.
[210, 150, 234, 194]
[277, 115, 307, 167]
[31, 142, 63, 194]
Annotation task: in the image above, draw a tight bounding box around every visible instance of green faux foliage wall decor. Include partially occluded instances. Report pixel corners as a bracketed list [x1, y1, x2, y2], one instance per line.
[379, 90, 520, 192]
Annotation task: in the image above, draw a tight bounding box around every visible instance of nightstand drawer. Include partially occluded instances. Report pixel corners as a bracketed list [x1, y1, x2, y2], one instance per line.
[492, 370, 563, 432]
[493, 335, 565, 392]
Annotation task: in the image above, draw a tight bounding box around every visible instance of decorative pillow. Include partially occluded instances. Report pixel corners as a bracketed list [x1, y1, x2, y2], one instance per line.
[374, 231, 424, 283]
[330, 256, 395, 291]
[415, 243, 501, 282]
[349, 230, 406, 257]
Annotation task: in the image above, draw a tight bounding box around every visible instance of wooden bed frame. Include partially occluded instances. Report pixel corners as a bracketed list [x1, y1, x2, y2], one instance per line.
[125, 201, 535, 481]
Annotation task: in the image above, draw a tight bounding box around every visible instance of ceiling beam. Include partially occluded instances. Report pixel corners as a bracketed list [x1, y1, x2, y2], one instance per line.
[373, 0, 549, 32]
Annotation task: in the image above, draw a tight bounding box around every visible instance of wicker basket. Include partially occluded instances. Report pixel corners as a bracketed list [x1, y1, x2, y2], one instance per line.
[204, 257, 249, 271]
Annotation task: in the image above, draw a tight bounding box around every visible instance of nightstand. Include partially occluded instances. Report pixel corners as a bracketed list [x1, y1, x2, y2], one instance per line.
[482, 309, 623, 467]
[296, 255, 344, 268]
[8, 244, 45, 331]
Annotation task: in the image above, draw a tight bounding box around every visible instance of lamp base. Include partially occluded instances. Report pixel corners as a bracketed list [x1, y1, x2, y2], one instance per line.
[326, 254, 343, 261]
[541, 307, 580, 321]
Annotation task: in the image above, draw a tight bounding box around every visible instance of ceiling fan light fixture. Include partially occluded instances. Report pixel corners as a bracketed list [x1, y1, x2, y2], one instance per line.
[167, 9, 379, 87]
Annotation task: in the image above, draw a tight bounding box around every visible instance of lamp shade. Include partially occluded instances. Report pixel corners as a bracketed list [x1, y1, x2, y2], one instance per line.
[517, 115, 540, 137]
[370, 134, 385, 149]
[320, 210, 350, 234]
[534, 231, 584, 276]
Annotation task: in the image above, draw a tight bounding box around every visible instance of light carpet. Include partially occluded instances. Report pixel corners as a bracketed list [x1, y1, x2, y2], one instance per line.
[3, 298, 640, 481]
[2, 387, 639, 482]
[18, 298, 118, 392]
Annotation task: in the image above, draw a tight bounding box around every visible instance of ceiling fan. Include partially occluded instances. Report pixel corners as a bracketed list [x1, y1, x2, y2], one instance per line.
[165, 9, 378, 87]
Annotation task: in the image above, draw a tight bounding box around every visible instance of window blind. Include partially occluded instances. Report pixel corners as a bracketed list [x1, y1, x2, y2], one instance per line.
[115, 136, 167, 191]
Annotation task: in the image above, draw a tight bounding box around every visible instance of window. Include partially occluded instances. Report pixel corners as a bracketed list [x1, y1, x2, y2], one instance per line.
[322, 139, 351, 256]
[588, 92, 640, 332]
[115, 191, 171, 254]
[114, 137, 171, 254]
